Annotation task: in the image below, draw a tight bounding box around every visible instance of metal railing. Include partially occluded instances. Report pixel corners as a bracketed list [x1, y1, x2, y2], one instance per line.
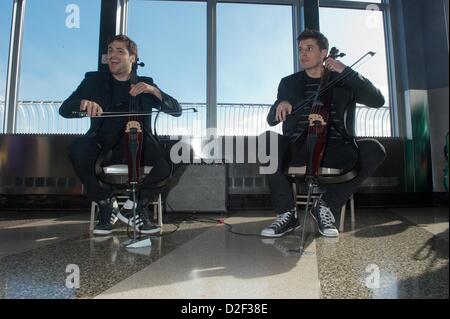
[0, 101, 391, 137]
[0, 101, 90, 134]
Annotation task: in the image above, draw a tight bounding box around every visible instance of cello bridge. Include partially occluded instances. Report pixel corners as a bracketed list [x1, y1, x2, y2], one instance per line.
[308, 113, 327, 126]
[125, 121, 143, 133]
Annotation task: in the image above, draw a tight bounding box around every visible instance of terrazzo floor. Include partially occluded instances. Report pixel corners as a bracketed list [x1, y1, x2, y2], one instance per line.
[0, 207, 448, 299]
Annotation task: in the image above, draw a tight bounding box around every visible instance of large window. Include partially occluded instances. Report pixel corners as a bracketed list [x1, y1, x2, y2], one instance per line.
[0, 0, 13, 133]
[2, 0, 394, 136]
[16, 0, 100, 133]
[320, 3, 392, 136]
[217, 3, 293, 135]
[128, 0, 207, 137]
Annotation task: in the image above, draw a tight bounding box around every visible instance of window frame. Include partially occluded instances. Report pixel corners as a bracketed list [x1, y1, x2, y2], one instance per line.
[319, 0, 398, 136]
[2, 0, 397, 136]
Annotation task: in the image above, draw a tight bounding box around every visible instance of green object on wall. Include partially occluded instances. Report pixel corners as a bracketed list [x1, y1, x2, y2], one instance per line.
[404, 91, 433, 193]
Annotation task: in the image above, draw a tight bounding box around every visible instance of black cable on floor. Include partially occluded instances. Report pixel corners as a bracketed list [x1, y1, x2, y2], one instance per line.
[125, 213, 182, 239]
[223, 222, 265, 237]
[163, 202, 274, 237]
[164, 208, 265, 237]
[150, 223, 181, 238]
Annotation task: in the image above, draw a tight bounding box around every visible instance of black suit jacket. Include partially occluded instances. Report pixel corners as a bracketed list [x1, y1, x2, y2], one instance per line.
[267, 67, 385, 138]
[59, 71, 181, 136]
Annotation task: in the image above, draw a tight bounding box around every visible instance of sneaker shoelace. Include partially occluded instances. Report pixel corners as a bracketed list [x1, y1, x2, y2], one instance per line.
[270, 212, 293, 230]
[318, 205, 336, 228]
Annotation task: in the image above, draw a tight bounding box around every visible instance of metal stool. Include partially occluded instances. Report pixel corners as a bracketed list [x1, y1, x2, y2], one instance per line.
[288, 166, 355, 233]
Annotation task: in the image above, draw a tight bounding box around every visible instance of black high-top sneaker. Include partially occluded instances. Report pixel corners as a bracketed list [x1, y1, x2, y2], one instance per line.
[311, 199, 339, 238]
[93, 197, 119, 236]
[260, 208, 300, 238]
[118, 198, 161, 235]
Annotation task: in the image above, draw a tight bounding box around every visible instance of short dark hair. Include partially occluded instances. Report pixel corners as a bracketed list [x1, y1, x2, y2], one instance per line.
[107, 34, 138, 60]
[297, 29, 329, 51]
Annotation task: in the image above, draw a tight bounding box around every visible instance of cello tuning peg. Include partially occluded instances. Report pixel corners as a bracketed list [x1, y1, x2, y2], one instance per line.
[135, 58, 145, 67]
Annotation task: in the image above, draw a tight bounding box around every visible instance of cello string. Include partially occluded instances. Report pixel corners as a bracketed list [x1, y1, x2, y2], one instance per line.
[310, 66, 328, 137]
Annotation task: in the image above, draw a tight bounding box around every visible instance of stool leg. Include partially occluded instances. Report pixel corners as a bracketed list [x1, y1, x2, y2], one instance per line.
[298, 183, 314, 256]
[339, 203, 346, 233]
[90, 202, 97, 231]
[350, 195, 355, 229]
[157, 194, 163, 228]
[292, 182, 298, 208]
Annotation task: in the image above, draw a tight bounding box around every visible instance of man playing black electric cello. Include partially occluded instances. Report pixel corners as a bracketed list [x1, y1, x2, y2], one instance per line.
[60, 35, 181, 236]
[261, 29, 386, 238]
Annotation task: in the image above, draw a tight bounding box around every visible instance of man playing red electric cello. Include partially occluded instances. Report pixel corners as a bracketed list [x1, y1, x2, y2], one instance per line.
[261, 29, 386, 238]
[60, 35, 181, 236]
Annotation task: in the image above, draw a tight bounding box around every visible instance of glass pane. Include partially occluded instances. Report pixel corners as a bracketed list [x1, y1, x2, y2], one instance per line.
[128, 0, 206, 137]
[0, 0, 13, 133]
[217, 3, 293, 136]
[320, 7, 391, 137]
[17, 0, 100, 134]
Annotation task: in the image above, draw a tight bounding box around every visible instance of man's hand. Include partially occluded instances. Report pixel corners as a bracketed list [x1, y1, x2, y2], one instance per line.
[80, 99, 103, 117]
[130, 82, 162, 101]
[324, 57, 346, 73]
[276, 101, 293, 122]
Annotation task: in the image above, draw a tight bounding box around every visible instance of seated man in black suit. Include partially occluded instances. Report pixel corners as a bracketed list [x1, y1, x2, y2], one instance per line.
[60, 35, 181, 236]
[261, 29, 386, 238]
